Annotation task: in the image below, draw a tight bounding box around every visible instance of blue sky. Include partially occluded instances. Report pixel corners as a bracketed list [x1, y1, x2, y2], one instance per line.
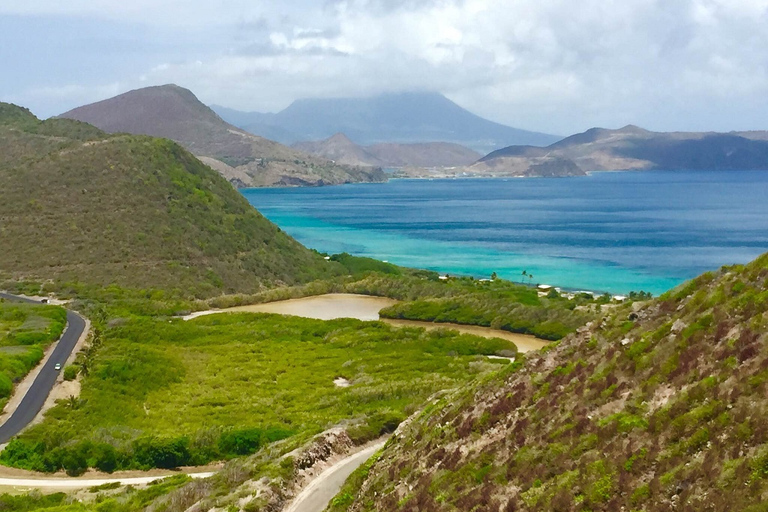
[2, 0, 768, 135]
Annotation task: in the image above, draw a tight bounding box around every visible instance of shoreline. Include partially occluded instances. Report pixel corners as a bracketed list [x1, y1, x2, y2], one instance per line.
[184, 293, 549, 353]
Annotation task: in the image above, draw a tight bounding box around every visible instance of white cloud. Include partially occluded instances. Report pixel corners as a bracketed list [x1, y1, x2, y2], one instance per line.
[3, 0, 768, 133]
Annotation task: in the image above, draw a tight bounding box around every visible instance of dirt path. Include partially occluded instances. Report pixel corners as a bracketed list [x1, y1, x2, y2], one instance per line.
[0, 471, 214, 490]
[285, 441, 385, 512]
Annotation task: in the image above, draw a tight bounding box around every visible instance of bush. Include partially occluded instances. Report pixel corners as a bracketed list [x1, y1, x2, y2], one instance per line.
[0, 374, 13, 399]
[133, 436, 191, 469]
[348, 411, 405, 444]
[218, 428, 262, 456]
[62, 365, 77, 381]
[93, 443, 118, 473]
[62, 451, 87, 477]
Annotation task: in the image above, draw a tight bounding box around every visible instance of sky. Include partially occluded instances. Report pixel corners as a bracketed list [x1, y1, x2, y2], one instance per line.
[1, 0, 768, 136]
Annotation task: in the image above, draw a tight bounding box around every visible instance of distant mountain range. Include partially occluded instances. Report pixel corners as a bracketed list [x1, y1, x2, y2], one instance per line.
[59, 85, 386, 187]
[211, 92, 561, 152]
[56, 85, 768, 184]
[466, 125, 768, 177]
[292, 133, 481, 168]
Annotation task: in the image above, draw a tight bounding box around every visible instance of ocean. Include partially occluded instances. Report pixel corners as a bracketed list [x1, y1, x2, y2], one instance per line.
[241, 170, 768, 295]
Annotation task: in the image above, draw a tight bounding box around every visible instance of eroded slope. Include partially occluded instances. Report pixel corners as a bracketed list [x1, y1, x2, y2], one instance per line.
[344, 253, 768, 511]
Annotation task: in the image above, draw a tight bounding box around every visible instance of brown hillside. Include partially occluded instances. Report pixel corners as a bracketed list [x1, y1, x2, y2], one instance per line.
[293, 133, 481, 168]
[473, 125, 768, 176]
[293, 133, 383, 167]
[59, 85, 386, 187]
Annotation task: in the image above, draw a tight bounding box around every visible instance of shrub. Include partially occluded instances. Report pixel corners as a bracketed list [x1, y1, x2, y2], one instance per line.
[133, 436, 191, 469]
[62, 365, 77, 381]
[216, 427, 290, 457]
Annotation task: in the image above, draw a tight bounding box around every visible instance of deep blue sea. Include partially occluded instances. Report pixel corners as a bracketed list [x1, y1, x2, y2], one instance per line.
[241, 171, 768, 295]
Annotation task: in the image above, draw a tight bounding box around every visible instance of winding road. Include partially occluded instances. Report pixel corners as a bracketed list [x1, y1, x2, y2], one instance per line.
[285, 441, 386, 512]
[0, 293, 380, 500]
[0, 293, 86, 443]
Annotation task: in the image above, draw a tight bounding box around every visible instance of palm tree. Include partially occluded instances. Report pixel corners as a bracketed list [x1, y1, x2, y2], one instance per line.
[64, 395, 80, 409]
[521, 270, 527, 284]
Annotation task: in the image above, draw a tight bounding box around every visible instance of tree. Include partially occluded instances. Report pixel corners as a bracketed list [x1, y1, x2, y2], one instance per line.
[93, 443, 118, 473]
[491, 272, 498, 280]
[62, 450, 87, 476]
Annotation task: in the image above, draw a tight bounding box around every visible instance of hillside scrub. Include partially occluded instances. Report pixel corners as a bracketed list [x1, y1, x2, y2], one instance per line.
[334, 253, 768, 512]
[0, 105, 344, 297]
[1, 311, 516, 473]
[369, 274, 597, 340]
[0, 301, 67, 409]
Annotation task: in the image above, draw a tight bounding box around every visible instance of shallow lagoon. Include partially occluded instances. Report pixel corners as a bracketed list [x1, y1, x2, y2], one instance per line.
[185, 294, 548, 353]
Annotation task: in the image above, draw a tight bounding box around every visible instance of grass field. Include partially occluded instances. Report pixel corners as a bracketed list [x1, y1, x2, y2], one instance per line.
[2, 311, 515, 474]
[0, 301, 67, 410]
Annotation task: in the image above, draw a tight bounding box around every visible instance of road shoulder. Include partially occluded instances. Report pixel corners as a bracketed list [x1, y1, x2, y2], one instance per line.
[0, 313, 90, 435]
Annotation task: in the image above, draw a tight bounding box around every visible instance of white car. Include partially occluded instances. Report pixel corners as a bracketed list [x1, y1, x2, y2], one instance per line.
[54, 363, 62, 371]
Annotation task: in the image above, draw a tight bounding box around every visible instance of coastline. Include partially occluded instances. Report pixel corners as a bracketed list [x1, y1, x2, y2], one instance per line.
[239, 171, 768, 295]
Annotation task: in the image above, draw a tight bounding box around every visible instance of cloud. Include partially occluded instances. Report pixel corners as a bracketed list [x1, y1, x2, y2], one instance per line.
[3, 0, 768, 133]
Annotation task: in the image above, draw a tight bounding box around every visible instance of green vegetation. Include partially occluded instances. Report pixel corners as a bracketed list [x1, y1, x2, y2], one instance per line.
[0, 104, 344, 297]
[329, 252, 401, 275]
[2, 311, 515, 474]
[371, 275, 594, 340]
[0, 301, 67, 409]
[0, 474, 194, 512]
[334, 252, 768, 511]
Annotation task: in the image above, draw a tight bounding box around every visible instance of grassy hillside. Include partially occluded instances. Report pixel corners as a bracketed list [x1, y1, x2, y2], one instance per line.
[0, 104, 341, 296]
[0, 104, 105, 169]
[333, 252, 768, 511]
[1, 312, 515, 474]
[0, 301, 67, 410]
[59, 85, 387, 187]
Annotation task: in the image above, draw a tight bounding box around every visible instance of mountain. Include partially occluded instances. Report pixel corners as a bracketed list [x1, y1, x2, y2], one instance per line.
[472, 125, 768, 176]
[211, 92, 561, 152]
[293, 133, 383, 167]
[339, 252, 768, 511]
[292, 133, 482, 168]
[58, 85, 386, 187]
[0, 103, 342, 295]
[209, 104, 300, 145]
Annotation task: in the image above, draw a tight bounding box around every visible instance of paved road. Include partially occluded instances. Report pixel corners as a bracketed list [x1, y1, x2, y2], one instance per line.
[285, 441, 386, 512]
[0, 293, 86, 443]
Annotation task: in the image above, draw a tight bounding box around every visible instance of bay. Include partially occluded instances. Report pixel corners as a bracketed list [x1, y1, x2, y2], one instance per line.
[241, 170, 768, 295]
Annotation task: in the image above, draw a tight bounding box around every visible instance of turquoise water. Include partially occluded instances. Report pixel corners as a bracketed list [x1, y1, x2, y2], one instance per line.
[242, 171, 768, 295]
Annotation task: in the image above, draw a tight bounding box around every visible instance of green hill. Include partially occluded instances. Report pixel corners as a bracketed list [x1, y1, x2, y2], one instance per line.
[334, 252, 768, 511]
[0, 103, 339, 296]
